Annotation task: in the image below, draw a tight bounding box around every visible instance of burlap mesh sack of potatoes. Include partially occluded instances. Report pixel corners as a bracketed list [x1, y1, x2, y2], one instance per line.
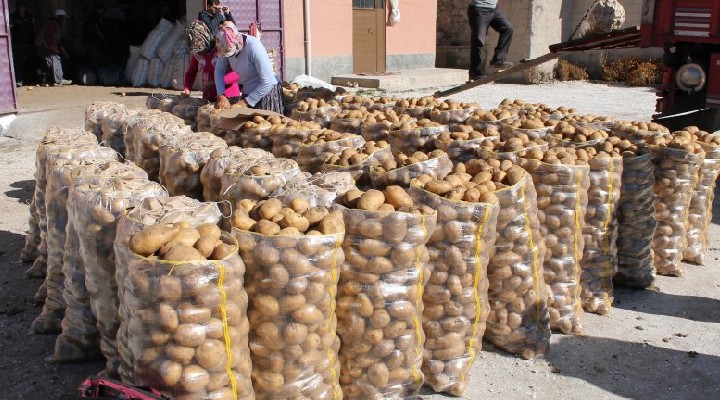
[131, 114, 192, 181]
[406, 179, 499, 396]
[360, 110, 415, 143]
[24, 128, 98, 277]
[393, 96, 441, 119]
[683, 141, 720, 265]
[290, 99, 341, 127]
[230, 198, 345, 399]
[196, 103, 221, 133]
[21, 196, 42, 262]
[614, 152, 657, 288]
[270, 122, 324, 159]
[521, 150, 590, 335]
[321, 141, 393, 187]
[270, 171, 355, 208]
[648, 139, 704, 277]
[118, 223, 253, 400]
[428, 100, 479, 125]
[145, 93, 180, 111]
[296, 132, 366, 173]
[114, 196, 223, 383]
[158, 132, 228, 199]
[484, 169, 551, 359]
[123, 109, 173, 162]
[85, 102, 127, 141]
[552, 121, 609, 148]
[172, 97, 211, 131]
[58, 179, 166, 373]
[335, 188, 437, 399]
[434, 125, 500, 163]
[329, 109, 368, 135]
[465, 108, 514, 131]
[201, 147, 274, 202]
[101, 108, 139, 156]
[235, 115, 287, 151]
[370, 150, 453, 190]
[579, 153, 623, 315]
[387, 121, 448, 156]
[500, 122, 551, 141]
[32, 148, 120, 334]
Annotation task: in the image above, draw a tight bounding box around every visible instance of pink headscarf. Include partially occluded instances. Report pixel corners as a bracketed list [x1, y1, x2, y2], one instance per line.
[215, 22, 243, 57]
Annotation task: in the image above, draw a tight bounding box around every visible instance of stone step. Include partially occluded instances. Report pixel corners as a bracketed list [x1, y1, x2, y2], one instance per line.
[331, 68, 468, 91]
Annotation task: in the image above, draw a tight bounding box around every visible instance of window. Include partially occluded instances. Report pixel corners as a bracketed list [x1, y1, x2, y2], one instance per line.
[353, 0, 384, 9]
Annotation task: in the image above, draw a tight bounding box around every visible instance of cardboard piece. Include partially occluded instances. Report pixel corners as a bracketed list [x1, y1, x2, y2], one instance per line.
[217, 107, 283, 130]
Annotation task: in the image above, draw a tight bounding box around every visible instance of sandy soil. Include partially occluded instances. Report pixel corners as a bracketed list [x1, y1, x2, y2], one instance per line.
[0, 82, 718, 400]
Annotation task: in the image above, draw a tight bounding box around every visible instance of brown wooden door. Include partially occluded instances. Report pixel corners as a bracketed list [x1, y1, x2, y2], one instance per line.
[353, 0, 386, 74]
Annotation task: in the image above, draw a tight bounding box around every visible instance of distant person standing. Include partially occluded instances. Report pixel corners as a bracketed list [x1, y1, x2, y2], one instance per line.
[9, 1, 36, 86]
[41, 9, 72, 86]
[199, 0, 235, 35]
[467, 0, 514, 81]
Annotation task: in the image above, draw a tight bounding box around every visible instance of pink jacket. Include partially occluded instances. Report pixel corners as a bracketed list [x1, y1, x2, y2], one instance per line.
[184, 50, 241, 101]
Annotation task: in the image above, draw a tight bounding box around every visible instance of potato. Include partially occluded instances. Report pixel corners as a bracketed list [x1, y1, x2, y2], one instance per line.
[130, 224, 178, 257]
[194, 236, 217, 258]
[210, 243, 237, 260]
[357, 190, 385, 211]
[163, 246, 206, 262]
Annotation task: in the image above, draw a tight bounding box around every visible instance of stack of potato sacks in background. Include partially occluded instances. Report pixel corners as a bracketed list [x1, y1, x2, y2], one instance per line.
[18, 93, 720, 400]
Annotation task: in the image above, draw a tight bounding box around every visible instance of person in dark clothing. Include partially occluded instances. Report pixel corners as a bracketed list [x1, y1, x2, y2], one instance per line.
[41, 9, 72, 86]
[198, 0, 235, 35]
[83, 4, 108, 69]
[467, 0, 514, 81]
[9, 1, 36, 86]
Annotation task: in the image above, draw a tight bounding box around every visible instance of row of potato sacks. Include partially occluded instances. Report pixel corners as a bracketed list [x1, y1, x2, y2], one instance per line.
[19, 93, 720, 399]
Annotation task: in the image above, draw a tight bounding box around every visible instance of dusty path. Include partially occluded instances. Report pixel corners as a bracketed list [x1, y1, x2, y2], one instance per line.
[0, 83, 718, 400]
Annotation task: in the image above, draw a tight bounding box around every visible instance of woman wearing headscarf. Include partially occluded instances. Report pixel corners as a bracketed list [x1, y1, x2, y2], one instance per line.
[214, 22, 283, 113]
[183, 20, 240, 102]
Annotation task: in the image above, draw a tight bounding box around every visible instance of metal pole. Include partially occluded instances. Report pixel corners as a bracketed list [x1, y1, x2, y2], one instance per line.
[303, 0, 312, 76]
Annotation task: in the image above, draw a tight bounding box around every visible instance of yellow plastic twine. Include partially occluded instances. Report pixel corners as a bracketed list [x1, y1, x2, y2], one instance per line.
[520, 180, 545, 334]
[573, 170, 584, 328]
[327, 233, 342, 399]
[462, 204, 491, 383]
[600, 159, 616, 309]
[214, 260, 238, 400]
[410, 215, 429, 387]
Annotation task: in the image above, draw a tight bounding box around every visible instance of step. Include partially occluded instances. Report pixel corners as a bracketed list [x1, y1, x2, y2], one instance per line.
[331, 68, 468, 91]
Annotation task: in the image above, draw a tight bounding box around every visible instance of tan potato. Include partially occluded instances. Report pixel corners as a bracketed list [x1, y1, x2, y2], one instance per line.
[130, 224, 178, 256]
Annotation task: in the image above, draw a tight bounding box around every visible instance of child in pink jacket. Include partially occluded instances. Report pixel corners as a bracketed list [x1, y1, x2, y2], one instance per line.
[183, 20, 241, 102]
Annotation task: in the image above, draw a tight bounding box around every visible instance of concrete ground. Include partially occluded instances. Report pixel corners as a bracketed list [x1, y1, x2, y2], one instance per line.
[1, 82, 719, 400]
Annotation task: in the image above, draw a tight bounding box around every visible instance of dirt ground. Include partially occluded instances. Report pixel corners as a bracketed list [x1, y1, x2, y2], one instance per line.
[1, 83, 719, 400]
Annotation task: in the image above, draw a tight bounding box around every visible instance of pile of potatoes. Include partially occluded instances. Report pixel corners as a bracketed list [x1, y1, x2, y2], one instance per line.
[322, 141, 393, 186]
[551, 121, 608, 146]
[648, 137, 705, 277]
[114, 196, 223, 384]
[270, 121, 324, 159]
[520, 147, 590, 334]
[370, 150, 452, 189]
[230, 198, 345, 399]
[501, 117, 553, 139]
[361, 110, 414, 143]
[159, 132, 227, 200]
[123, 110, 179, 162]
[339, 95, 369, 110]
[465, 108, 515, 128]
[196, 103, 222, 133]
[480, 136, 549, 163]
[200, 147, 274, 202]
[130, 114, 191, 181]
[683, 125, 720, 146]
[335, 187, 436, 399]
[237, 115, 290, 151]
[101, 109, 137, 155]
[388, 119, 447, 156]
[429, 100, 480, 125]
[435, 125, 500, 162]
[406, 172, 499, 396]
[68, 178, 165, 375]
[330, 109, 370, 134]
[561, 114, 615, 126]
[271, 171, 356, 208]
[122, 223, 253, 399]
[32, 148, 119, 335]
[394, 96, 441, 119]
[612, 120, 670, 144]
[291, 99, 341, 126]
[171, 97, 210, 130]
[296, 131, 366, 173]
[85, 102, 127, 141]
[363, 96, 397, 111]
[499, 99, 576, 120]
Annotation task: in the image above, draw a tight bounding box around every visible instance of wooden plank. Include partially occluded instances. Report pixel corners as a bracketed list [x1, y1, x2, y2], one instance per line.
[434, 52, 567, 98]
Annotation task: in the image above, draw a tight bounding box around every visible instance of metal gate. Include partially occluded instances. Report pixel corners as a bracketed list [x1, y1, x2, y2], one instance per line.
[225, 0, 285, 80]
[0, 0, 18, 114]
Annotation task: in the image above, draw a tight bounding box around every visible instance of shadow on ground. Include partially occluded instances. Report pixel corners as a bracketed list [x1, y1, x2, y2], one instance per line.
[613, 287, 720, 323]
[5, 179, 34, 204]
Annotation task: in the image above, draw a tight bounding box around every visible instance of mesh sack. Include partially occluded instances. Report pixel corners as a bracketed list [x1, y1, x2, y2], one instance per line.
[21, 195, 42, 262]
[650, 145, 704, 277]
[101, 109, 139, 156]
[329, 118, 363, 135]
[393, 106, 432, 120]
[172, 97, 211, 131]
[31, 148, 120, 334]
[521, 159, 589, 335]
[129, 112, 192, 181]
[291, 106, 341, 128]
[85, 102, 127, 141]
[614, 153, 657, 288]
[201, 147, 274, 202]
[146, 93, 180, 111]
[321, 145, 394, 188]
[123, 109, 167, 162]
[683, 145, 720, 264]
[234, 227, 344, 399]
[271, 126, 324, 159]
[580, 155, 623, 315]
[435, 136, 498, 163]
[361, 121, 395, 143]
[483, 172, 550, 358]
[296, 135, 366, 174]
[500, 124, 552, 141]
[241, 127, 274, 151]
[336, 205, 437, 399]
[407, 185, 499, 396]
[270, 172, 355, 208]
[429, 107, 478, 126]
[54, 179, 165, 364]
[197, 103, 221, 133]
[370, 152, 453, 189]
[118, 231, 253, 399]
[158, 132, 228, 199]
[388, 125, 448, 156]
[114, 196, 223, 383]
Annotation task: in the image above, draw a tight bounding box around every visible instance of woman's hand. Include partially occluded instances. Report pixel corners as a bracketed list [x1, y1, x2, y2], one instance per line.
[216, 95, 230, 109]
[180, 89, 190, 97]
[237, 99, 248, 108]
